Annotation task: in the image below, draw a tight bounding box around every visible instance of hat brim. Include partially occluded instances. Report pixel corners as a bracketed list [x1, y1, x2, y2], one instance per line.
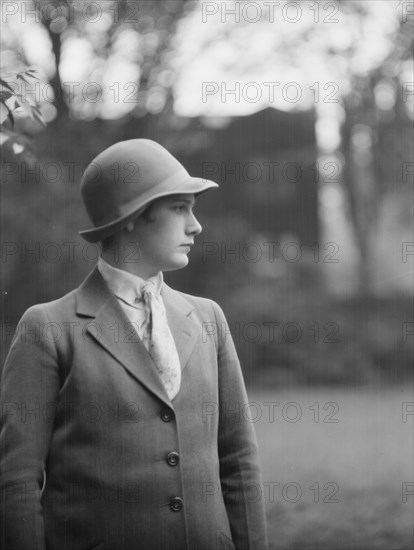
[79, 177, 218, 243]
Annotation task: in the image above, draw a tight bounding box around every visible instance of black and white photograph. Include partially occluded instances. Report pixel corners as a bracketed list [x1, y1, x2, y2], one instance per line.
[1, 1, 413, 549]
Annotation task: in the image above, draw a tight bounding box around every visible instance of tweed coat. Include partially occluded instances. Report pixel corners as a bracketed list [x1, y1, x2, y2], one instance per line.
[0, 266, 268, 550]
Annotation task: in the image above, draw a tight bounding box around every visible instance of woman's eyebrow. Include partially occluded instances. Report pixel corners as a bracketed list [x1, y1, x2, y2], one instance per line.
[170, 197, 196, 206]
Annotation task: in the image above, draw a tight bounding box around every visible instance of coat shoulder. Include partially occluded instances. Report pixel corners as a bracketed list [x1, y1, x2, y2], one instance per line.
[165, 287, 229, 328]
[21, 288, 78, 322]
[168, 287, 223, 316]
[18, 266, 102, 323]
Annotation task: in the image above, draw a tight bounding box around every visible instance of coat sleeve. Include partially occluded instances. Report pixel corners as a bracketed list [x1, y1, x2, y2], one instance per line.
[211, 301, 269, 550]
[0, 305, 60, 550]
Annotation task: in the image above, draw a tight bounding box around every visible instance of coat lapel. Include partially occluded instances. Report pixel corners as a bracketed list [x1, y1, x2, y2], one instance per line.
[75, 267, 200, 406]
[161, 283, 201, 371]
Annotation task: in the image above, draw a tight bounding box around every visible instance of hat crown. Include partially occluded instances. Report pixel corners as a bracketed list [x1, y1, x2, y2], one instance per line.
[80, 139, 188, 228]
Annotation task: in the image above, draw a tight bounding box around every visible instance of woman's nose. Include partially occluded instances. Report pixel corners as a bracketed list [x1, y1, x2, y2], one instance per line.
[187, 212, 202, 236]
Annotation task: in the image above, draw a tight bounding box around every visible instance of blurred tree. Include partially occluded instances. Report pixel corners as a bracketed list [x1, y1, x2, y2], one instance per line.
[341, 13, 414, 293]
[166, 0, 413, 294]
[1, 0, 192, 123]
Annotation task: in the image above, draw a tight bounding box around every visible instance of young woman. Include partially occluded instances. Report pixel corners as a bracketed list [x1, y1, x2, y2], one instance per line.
[0, 139, 269, 550]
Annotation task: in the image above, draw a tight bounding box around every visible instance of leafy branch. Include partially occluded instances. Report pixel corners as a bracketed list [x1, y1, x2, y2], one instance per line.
[0, 69, 46, 128]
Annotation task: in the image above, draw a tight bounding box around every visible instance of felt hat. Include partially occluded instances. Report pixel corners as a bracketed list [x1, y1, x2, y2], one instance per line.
[79, 139, 218, 242]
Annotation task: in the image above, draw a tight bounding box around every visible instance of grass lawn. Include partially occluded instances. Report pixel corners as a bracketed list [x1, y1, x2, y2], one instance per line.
[249, 386, 414, 550]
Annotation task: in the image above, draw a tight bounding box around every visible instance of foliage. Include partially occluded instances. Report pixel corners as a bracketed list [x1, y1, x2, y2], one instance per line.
[221, 271, 413, 387]
[0, 69, 45, 128]
[0, 69, 46, 155]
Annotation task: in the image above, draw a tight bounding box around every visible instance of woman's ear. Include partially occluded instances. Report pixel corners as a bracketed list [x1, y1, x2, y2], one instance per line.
[126, 221, 134, 232]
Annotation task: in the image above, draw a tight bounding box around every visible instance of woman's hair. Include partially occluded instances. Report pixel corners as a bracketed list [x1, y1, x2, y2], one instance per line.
[100, 201, 156, 251]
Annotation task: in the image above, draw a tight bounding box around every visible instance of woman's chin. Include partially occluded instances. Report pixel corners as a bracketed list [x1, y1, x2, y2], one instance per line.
[163, 255, 189, 272]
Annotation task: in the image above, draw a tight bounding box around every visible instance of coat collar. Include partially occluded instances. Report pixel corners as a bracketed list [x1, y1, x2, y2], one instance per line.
[75, 266, 201, 407]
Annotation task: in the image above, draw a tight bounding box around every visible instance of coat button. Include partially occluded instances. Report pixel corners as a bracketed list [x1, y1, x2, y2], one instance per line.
[166, 451, 180, 466]
[161, 409, 173, 422]
[169, 497, 183, 512]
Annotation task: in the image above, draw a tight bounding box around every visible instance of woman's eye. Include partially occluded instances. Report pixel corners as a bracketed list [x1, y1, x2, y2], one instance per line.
[173, 203, 195, 213]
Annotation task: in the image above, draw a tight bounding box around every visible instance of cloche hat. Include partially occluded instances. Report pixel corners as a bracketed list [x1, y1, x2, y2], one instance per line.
[79, 139, 218, 242]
